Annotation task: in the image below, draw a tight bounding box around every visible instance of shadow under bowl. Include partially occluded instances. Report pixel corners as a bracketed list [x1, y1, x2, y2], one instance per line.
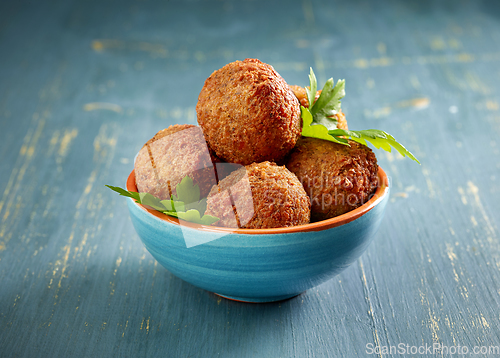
[126, 167, 390, 303]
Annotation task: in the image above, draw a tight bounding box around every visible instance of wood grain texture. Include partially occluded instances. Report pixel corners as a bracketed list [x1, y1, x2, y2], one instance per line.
[1, 0, 500, 357]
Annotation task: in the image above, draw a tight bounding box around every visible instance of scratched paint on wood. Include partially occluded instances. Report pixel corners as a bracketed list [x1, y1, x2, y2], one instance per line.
[1, 1, 500, 357]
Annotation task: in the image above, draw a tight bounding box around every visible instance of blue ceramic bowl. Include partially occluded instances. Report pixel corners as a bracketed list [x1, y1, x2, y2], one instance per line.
[126, 167, 390, 302]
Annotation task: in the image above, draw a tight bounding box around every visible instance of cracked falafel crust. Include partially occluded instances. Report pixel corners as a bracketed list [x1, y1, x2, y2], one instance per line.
[196, 59, 302, 165]
[205, 161, 311, 229]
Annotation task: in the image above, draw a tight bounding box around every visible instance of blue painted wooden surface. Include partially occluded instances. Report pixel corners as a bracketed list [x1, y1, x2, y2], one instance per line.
[1, 0, 500, 357]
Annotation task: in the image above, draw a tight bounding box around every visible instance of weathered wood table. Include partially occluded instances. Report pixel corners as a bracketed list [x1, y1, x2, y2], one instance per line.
[1, 0, 500, 357]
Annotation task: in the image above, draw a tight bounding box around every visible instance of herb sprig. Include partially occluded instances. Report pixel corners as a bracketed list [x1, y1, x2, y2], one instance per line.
[306, 68, 345, 131]
[301, 68, 420, 164]
[106, 176, 219, 225]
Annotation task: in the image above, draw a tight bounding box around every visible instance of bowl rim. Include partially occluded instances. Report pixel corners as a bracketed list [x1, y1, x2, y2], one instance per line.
[126, 166, 389, 234]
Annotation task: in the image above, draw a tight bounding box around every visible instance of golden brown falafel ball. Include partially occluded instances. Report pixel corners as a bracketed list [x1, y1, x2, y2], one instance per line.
[134, 124, 219, 200]
[196, 59, 302, 165]
[285, 138, 378, 221]
[289, 85, 348, 130]
[205, 161, 311, 229]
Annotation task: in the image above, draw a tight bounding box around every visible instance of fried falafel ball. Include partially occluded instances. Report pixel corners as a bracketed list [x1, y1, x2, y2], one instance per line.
[285, 138, 378, 221]
[196, 59, 302, 165]
[134, 124, 220, 200]
[205, 161, 311, 229]
[289, 85, 348, 130]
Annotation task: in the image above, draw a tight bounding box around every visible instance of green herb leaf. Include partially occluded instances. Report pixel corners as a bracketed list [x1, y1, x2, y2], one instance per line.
[172, 176, 199, 204]
[176, 210, 219, 226]
[106, 176, 219, 225]
[328, 128, 421, 164]
[306, 68, 345, 131]
[172, 175, 208, 213]
[185, 197, 207, 214]
[305, 67, 317, 112]
[301, 106, 348, 145]
[105, 185, 140, 202]
[139, 192, 168, 212]
[300, 67, 420, 164]
[313, 79, 345, 130]
[160, 199, 185, 212]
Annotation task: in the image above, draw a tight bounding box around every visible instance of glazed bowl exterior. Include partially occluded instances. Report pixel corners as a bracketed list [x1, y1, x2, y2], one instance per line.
[126, 167, 390, 302]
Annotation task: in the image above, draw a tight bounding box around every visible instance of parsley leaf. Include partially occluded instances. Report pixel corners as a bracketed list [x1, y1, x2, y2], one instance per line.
[105, 176, 219, 225]
[105, 185, 141, 202]
[139, 192, 168, 212]
[306, 68, 345, 131]
[300, 67, 420, 164]
[301, 106, 347, 145]
[172, 176, 208, 213]
[305, 68, 317, 112]
[177, 209, 219, 226]
[329, 128, 420, 164]
[173, 176, 200, 205]
[160, 198, 185, 212]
